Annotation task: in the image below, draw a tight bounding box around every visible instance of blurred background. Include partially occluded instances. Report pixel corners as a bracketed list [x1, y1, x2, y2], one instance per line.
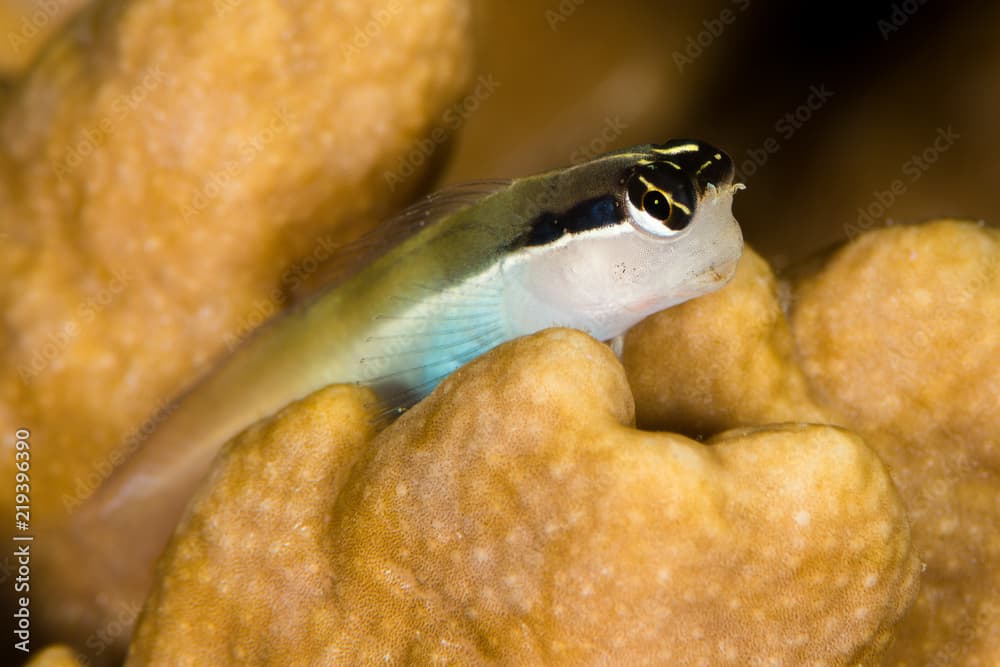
[446, 0, 997, 270]
[451, 1, 998, 269]
[2, 0, 996, 264]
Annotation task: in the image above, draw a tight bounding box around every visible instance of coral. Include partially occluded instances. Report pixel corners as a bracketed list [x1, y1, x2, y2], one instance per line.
[623, 220, 1000, 665]
[622, 247, 831, 435]
[791, 221, 1000, 666]
[0, 0, 473, 656]
[128, 329, 919, 665]
[0, 0, 89, 75]
[24, 645, 85, 667]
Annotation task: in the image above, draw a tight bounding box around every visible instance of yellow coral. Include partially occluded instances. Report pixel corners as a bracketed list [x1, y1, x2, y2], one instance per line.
[0, 0, 89, 75]
[128, 330, 919, 665]
[0, 0, 473, 656]
[623, 220, 1000, 665]
[24, 645, 86, 667]
[622, 247, 830, 434]
[791, 221, 1000, 666]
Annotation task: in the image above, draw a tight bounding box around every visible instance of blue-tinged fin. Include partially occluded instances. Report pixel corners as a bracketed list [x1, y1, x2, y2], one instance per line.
[354, 190, 632, 421]
[281, 179, 515, 422]
[360, 273, 511, 424]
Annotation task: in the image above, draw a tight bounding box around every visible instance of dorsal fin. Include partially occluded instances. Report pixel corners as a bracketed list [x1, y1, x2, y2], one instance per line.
[285, 180, 511, 305]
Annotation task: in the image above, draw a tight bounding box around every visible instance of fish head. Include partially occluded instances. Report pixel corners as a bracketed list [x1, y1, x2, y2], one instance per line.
[502, 139, 744, 340]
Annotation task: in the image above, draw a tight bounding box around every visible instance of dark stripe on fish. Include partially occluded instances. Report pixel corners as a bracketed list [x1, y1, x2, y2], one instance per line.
[512, 195, 622, 248]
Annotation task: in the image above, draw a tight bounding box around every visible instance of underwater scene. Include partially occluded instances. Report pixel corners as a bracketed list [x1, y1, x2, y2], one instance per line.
[0, 1, 997, 665]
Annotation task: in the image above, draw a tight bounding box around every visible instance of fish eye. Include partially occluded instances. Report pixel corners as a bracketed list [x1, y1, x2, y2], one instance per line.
[642, 190, 673, 222]
[623, 163, 695, 238]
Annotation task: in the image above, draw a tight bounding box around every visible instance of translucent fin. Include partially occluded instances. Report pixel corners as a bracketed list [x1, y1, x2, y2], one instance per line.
[360, 275, 510, 427]
[286, 180, 511, 305]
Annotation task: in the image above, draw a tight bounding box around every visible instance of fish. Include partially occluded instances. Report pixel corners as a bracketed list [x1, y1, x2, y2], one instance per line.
[70, 138, 744, 613]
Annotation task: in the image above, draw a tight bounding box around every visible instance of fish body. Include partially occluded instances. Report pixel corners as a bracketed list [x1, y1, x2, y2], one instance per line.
[73, 139, 744, 606]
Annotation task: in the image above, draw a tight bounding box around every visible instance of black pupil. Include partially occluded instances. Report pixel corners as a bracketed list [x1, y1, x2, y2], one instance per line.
[643, 191, 672, 221]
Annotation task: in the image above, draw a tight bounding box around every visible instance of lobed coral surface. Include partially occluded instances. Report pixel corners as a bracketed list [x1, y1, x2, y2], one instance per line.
[0, 0, 473, 659]
[126, 329, 919, 665]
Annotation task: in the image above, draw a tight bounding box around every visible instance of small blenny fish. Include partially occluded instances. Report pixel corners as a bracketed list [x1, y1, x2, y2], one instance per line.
[73, 139, 743, 607]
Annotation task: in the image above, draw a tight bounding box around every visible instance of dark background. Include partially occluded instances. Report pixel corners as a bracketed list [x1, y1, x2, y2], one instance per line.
[442, 0, 996, 269]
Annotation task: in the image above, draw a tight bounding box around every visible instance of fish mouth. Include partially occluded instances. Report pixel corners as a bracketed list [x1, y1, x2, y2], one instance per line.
[678, 255, 741, 299]
[628, 258, 740, 314]
[710, 255, 740, 283]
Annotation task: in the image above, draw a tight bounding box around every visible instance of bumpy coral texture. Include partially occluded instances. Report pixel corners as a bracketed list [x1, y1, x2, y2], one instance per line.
[128, 329, 919, 666]
[0, 0, 472, 656]
[622, 247, 832, 434]
[791, 221, 1000, 667]
[625, 221, 999, 666]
